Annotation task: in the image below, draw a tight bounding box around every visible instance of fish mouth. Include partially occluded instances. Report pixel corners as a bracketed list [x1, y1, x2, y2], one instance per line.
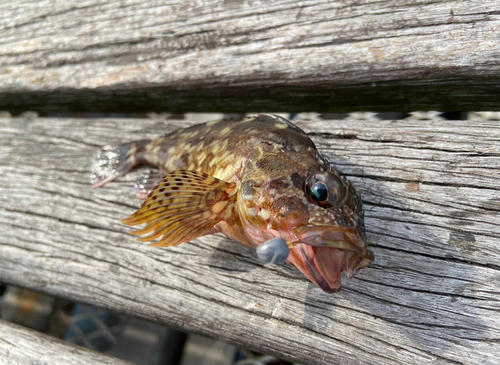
[288, 225, 374, 293]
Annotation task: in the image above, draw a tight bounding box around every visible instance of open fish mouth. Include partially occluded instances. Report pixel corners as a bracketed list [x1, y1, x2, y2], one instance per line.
[288, 226, 374, 293]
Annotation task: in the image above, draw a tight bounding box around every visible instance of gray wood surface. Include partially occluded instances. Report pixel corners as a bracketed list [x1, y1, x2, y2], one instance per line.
[2, 0, 500, 113]
[0, 115, 499, 365]
[0, 319, 132, 365]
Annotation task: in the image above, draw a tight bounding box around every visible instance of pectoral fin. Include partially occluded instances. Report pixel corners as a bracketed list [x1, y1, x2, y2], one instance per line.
[123, 170, 237, 247]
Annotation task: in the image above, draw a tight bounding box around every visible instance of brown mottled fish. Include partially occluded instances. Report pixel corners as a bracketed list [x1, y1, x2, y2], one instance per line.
[91, 115, 374, 293]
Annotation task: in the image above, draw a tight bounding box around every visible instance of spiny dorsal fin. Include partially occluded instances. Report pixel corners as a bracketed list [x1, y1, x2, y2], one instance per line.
[123, 170, 237, 247]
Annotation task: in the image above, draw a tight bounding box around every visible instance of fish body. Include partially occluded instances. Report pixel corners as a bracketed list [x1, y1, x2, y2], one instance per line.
[91, 115, 374, 293]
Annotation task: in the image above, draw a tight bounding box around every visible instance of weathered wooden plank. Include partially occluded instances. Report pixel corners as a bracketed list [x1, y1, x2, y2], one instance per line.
[0, 319, 132, 365]
[0, 115, 499, 365]
[2, 0, 500, 113]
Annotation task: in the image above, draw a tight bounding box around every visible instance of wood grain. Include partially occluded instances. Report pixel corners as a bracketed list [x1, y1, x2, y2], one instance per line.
[2, 0, 500, 113]
[0, 115, 499, 364]
[0, 319, 133, 365]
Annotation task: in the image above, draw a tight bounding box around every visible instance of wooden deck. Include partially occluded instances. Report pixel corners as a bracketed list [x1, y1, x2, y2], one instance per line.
[1, 114, 498, 364]
[2, 0, 500, 113]
[0, 319, 132, 364]
[1, 0, 500, 363]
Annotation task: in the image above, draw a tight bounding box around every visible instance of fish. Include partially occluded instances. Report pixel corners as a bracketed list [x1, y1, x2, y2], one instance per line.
[91, 115, 374, 293]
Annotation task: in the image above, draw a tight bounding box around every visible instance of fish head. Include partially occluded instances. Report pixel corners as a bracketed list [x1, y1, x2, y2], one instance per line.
[288, 165, 374, 293]
[239, 146, 373, 293]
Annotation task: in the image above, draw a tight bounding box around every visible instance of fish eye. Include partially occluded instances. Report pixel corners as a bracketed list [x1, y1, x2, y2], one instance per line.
[310, 182, 328, 202]
[305, 171, 347, 208]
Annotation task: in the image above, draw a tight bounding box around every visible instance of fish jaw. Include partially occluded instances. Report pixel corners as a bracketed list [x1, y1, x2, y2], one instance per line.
[287, 245, 343, 293]
[288, 225, 374, 293]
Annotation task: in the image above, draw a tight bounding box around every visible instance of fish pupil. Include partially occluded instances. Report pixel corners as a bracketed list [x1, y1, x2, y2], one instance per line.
[311, 183, 328, 202]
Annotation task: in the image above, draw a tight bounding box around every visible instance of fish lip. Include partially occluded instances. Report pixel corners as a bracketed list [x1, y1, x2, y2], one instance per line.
[290, 225, 374, 292]
[292, 225, 373, 262]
